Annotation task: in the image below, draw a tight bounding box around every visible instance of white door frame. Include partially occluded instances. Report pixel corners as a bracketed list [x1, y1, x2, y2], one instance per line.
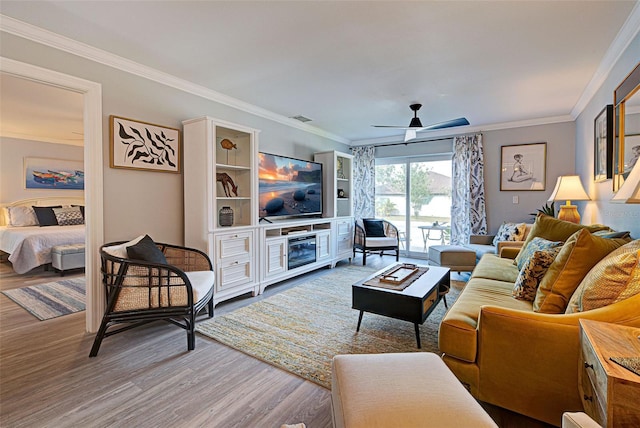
[0, 57, 104, 333]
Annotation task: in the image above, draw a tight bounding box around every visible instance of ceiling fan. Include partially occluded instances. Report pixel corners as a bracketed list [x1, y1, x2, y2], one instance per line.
[373, 103, 470, 142]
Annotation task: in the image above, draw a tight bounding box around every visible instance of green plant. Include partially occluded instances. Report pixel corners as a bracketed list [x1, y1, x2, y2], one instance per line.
[530, 202, 555, 220]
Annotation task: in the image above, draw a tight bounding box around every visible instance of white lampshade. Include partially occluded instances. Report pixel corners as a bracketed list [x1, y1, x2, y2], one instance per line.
[611, 161, 640, 203]
[548, 175, 590, 203]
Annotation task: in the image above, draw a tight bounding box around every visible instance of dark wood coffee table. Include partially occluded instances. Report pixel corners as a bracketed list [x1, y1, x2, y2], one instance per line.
[352, 264, 450, 348]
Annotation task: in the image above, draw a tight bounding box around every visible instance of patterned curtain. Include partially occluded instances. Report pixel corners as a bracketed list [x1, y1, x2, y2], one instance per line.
[350, 145, 375, 219]
[451, 134, 487, 244]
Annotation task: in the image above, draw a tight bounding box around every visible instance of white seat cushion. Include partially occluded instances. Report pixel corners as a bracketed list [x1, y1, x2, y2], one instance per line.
[364, 237, 397, 247]
[185, 270, 215, 304]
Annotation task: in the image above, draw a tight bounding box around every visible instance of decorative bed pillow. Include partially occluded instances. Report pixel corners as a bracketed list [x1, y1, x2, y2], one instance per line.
[513, 247, 561, 301]
[126, 235, 167, 264]
[32, 205, 62, 226]
[566, 240, 640, 314]
[533, 229, 629, 314]
[492, 222, 527, 246]
[515, 236, 563, 271]
[6, 206, 39, 227]
[362, 219, 385, 237]
[52, 207, 84, 226]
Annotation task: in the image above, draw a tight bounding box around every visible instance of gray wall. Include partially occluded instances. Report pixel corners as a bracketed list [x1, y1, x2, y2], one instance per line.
[0, 32, 350, 244]
[0, 137, 84, 203]
[575, 31, 640, 238]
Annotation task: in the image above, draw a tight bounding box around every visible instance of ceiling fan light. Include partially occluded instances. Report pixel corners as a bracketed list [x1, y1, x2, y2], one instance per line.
[409, 117, 422, 127]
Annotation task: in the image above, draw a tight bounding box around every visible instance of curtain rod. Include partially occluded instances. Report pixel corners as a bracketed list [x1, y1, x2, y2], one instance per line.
[370, 132, 482, 148]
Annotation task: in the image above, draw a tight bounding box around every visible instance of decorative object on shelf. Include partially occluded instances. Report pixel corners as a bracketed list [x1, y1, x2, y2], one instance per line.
[337, 189, 345, 198]
[218, 206, 234, 227]
[547, 175, 591, 223]
[500, 142, 546, 191]
[613, 62, 640, 191]
[594, 105, 614, 182]
[611, 157, 640, 203]
[24, 157, 84, 190]
[109, 115, 180, 173]
[219, 138, 237, 164]
[216, 172, 238, 197]
[337, 157, 345, 179]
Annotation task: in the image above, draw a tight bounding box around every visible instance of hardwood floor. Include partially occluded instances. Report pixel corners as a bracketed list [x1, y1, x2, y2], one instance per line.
[0, 255, 551, 428]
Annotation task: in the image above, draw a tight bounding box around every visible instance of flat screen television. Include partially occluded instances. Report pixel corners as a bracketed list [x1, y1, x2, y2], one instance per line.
[258, 152, 323, 219]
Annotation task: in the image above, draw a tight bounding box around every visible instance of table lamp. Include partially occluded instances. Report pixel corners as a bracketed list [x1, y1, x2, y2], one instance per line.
[611, 160, 640, 203]
[548, 175, 590, 223]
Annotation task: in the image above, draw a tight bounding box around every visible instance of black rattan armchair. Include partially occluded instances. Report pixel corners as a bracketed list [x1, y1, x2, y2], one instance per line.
[353, 219, 400, 265]
[89, 240, 214, 357]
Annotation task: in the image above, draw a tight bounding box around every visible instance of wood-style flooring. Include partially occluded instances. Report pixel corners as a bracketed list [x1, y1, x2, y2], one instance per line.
[0, 255, 552, 428]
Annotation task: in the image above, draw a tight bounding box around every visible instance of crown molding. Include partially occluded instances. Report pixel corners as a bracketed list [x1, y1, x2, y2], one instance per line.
[571, 1, 640, 118]
[0, 14, 350, 145]
[0, 131, 83, 147]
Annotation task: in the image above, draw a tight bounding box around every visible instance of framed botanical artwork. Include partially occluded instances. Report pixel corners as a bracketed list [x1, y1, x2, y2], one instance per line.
[110, 115, 180, 173]
[594, 105, 613, 182]
[613, 62, 640, 191]
[24, 157, 84, 190]
[500, 142, 547, 191]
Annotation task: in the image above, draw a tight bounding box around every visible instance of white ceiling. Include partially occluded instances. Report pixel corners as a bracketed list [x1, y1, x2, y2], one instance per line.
[0, 1, 638, 145]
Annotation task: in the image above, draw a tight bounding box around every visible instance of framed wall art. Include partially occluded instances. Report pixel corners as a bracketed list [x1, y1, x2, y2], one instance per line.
[613, 62, 640, 191]
[24, 157, 84, 190]
[594, 105, 614, 182]
[500, 142, 546, 191]
[110, 115, 181, 173]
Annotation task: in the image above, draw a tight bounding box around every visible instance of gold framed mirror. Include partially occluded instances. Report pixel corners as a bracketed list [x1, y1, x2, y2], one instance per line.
[613, 62, 640, 192]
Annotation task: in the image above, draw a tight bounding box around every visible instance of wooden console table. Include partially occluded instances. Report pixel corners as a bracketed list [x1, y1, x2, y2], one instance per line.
[578, 319, 640, 428]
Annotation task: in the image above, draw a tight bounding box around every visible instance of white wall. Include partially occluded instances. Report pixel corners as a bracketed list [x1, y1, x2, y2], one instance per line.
[0, 32, 350, 244]
[0, 137, 84, 203]
[575, 31, 640, 238]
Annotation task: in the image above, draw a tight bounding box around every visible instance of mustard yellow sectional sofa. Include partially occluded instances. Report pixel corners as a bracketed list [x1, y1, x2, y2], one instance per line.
[438, 215, 640, 427]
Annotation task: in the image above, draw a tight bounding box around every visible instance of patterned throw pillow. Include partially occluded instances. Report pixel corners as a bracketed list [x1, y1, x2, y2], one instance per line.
[515, 236, 563, 271]
[52, 207, 84, 226]
[513, 247, 561, 301]
[492, 222, 527, 246]
[566, 240, 640, 313]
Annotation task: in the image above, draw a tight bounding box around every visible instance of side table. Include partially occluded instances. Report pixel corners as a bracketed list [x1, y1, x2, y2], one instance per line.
[578, 319, 640, 428]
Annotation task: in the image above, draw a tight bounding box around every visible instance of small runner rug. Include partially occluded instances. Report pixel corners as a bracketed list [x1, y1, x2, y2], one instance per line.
[2, 277, 85, 320]
[196, 264, 462, 389]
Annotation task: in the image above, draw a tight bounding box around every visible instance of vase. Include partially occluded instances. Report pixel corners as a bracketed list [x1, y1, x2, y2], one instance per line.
[219, 206, 234, 227]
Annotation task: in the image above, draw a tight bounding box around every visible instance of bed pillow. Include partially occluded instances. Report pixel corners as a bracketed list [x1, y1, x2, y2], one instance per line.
[32, 206, 62, 226]
[492, 222, 527, 246]
[52, 207, 84, 226]
[126, 235, 167, 264]
[7, 206, 39, 227]
[72, 205, 86, 218]
[363, 219, 386, 237]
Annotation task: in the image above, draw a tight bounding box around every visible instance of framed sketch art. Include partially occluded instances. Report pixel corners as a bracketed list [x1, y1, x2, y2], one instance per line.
[500, 142, 547, 191]
[110, 115, 180, 173]
[594, 105, 613, 182]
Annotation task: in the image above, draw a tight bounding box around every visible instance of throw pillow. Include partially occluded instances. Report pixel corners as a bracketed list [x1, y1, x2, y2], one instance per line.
[72, 204, 86, 218]
[52, 207, 84, 226]
[6, 206, 39, 227]
[533, 229, 629, 314]
[515, 214, 609, 268]
[32, 206, 62, 226]
[512, 246, 561, 301]
[566, 240, 640, 313]
[492, 222, 527, 246]
[515, 236, 563, 271]
[592, 230, 632, 239]
[102, 235, 146, 258]
[126, 235, 167, 264]
[363, 219, 385, 237]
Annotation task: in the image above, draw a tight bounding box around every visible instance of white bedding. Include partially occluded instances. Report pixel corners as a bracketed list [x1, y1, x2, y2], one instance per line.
[0, 225, 85, 274]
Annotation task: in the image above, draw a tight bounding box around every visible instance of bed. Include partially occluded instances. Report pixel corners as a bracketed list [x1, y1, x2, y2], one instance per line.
[0, 197, 85, 274]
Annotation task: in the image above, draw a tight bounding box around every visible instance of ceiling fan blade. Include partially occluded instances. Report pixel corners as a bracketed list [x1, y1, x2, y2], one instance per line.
[420, 117, 470, 131]
[404, 129, 417, 142]
[372, 125, 413, 128]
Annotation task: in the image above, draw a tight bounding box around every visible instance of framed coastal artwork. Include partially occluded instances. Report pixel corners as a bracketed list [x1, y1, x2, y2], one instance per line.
[24, 157, 84, 190]
[109, 115, 181, 173]
[594, 104, 613, 182]
[500, 142, 547, 191]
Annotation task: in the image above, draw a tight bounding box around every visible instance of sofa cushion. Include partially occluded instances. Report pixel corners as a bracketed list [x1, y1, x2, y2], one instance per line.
[465, 243, 496, 261]
[363, 236, 397, 247]
[515, 214, 609, 268]
[126, 235, 168, 264]
[533, 229, 628, 314]
[492, 222, 527, 246]
[566, 240, 640, 313]
[362, 219, 385, 237]
[516, 237, 563, 270]
[470, 254, 519, 283]
[513, 247, 561, 301]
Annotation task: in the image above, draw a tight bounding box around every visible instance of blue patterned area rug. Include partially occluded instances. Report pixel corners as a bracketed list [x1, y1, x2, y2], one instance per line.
[2, 277, 85, 320]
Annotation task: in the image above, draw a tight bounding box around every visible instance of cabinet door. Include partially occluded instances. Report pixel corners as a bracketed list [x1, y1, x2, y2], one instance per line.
[265, 238, 287, 278]
[317, 231, 331, 261]
[214, 231, 254, 291]
[216, 231, 252, 260]
[335, 218, 354, 256]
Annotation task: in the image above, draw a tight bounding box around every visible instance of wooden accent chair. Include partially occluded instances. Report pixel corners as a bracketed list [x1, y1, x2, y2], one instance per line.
[89, 239, 214, 357]
[353, 219, 400, 265]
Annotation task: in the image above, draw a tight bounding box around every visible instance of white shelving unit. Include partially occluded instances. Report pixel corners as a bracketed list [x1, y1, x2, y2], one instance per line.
[314, 150, 354, 218]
